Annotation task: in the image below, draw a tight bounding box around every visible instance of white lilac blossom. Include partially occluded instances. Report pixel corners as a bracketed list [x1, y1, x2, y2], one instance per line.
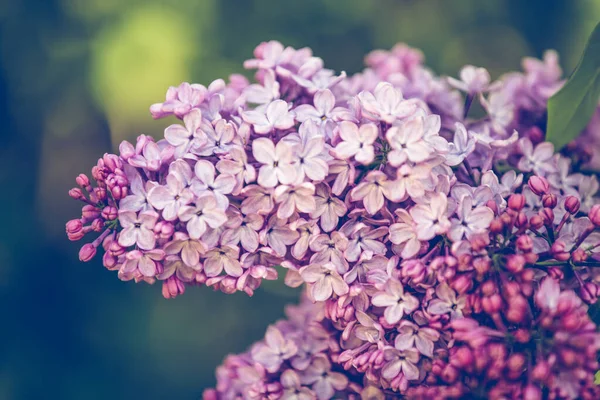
[67, 40, 600, 399]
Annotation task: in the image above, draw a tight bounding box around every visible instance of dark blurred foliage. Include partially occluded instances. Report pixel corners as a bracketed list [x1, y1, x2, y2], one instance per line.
[0, 0, 598, 398]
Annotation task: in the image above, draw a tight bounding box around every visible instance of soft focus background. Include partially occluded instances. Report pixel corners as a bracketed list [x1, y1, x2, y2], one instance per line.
[1, 0, 599, 398]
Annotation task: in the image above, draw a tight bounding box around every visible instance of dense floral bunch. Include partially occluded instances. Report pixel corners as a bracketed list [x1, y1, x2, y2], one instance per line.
[66, 41, 600, 399]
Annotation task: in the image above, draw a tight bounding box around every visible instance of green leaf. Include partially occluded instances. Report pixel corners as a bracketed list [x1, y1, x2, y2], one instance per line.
[546, 22, 600, 150]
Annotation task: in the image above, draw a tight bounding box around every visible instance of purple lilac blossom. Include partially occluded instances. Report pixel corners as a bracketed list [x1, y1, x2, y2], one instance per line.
[66, 40, 600, 399]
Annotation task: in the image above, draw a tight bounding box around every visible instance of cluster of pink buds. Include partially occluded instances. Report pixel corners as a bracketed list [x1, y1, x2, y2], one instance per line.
[67, 40, 600, 399]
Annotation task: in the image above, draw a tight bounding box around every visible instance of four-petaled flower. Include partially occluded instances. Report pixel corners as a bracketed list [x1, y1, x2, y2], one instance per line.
[372, 279, 420, 325]
[332, 121, 378, 165]
[251, 325, 298, 373]
[300, 262, 349, 301]
[178, 194, 228, 239]
[118, 210, 159, 250]
[242, 99, 295, 134]
[427, 282, 467, 320]
[253, 138, 297, 188]
[386, 116, 434, 166]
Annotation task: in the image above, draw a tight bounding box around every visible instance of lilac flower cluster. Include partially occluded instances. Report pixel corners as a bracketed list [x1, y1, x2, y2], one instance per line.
[66, 40, 600, 399]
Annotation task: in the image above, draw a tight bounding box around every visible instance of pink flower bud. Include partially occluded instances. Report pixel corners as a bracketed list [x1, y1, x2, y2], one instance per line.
[525, 126, 544, 143]
[506, 254, 525, 273]
[530, 215, 544, 229]
[102, 153, 121, 171]
[93, 187, 107, 201]
[450, 346, 474, 369]
[581, 282, 599, 304]
[76, 174, 90, 188]
[508, 194, 525, 211]
[82, 205, 101, 221]
[513, 328, 530, 343]
[506, 296, 527, 323]
[108, 240, 126, 256]
[539, 208, 554, 225]
[564, 195, 580, 214]
[489, 218, 504, 233]
[102, 206, 118, 220]
[571, 248, 588, 263]
[542, 193, 557, 208]
[589, 204, 600, 227]
[154, 221, 175, 240]
[111, 186, 127, 200]
[79, 243, 97, 262]
[482, 294, 502, 314]
[528, 176, 549, 195]
[531, 360, 550, 382]
[515, 212, 528, 229]
[66, 219, 83, 234]
[91, 218, 104, 232]
[451, 274, 472, 294]
[162, 276, 185, 299]
[69, 188, 84, 200]
[523, 384, 542, 400]
[551, 240, 571, 261]
[516, 235, 533, 251]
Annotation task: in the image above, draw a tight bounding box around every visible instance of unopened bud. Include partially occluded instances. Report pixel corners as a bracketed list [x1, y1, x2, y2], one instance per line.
[542, 193, 557, 208]
[79, 243, 97, 262]
[564, 195, 580, 214]
[516, 235, 533, 252]
[589, 204, 600, 227]
[539, 208, 554, 225]
[76, 174, 90, 188]
[528, 176, 549, 195]
[551, 240, 571, 261]
[530, 215, 544, 229]
[508, 194, 525, 211]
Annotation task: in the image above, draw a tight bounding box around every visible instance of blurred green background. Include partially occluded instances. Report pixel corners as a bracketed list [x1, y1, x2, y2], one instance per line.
[1, 0, 599, 398]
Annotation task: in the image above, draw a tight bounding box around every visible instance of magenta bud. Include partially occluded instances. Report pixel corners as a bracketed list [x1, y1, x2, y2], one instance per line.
[489, 218, 503, 233]
[162, 276, 185, 299]
[108, 186, 122, 200]
[581, 282, 599, 304]
[529, 215, 544, 229]
[528, 176, 549, 196]
[81, 205, 101, 221]
[108, 240, 126, 256]
[571, 248, 588, 263]
[540, 208, 554, 226]
[66, 219, 83, 234]
[523, 384, 542, 400]
[532, 361, 550, 382]
[93, 187, 107, 201]
[102, 206, 118, 221]
[515, 212, 528, 229]
[506, 254, 526, 273]
[589, 204, 600, 227]
[516, 235, 533, 252]
[79, 243, 97, 262]
[154, 221, 175, 240]
[69, 188, 84, 200]
[551, 240, 571, 261]
[482, 293, 503, 314]
[91, 218, 104, 232]
[451, 275, 472, 294]
[525, 126, 544, 143]
[541, 193, 557, 208]
[564, 195, 580, 214]
[102, 252, 117, 270]
[119, 140, 136, 160]
[450, 346, 473, 369]
[508, 194, 525, 211]
[102, 153, 121, 171]
[76, 174, 90, 188]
